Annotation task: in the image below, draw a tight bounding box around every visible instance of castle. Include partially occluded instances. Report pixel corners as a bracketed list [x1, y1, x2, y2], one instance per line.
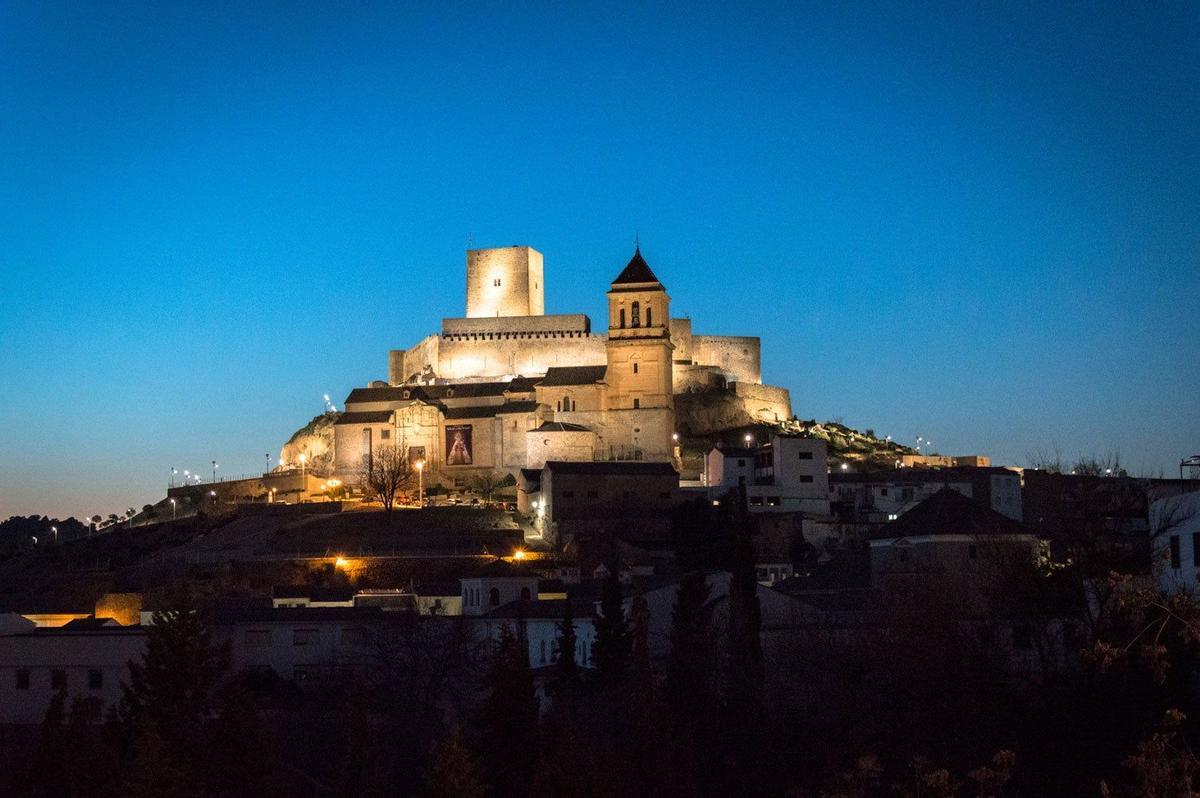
[331, 245, 793, 487]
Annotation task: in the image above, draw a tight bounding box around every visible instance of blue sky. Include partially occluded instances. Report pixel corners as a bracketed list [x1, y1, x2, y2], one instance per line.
[1, 2, 1197, 520]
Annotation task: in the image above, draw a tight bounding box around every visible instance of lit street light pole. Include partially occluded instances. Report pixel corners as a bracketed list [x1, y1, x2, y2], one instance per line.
[212, 460, 218, 483]
[416, 459, 425, 507]
[170, 498, 177, 520]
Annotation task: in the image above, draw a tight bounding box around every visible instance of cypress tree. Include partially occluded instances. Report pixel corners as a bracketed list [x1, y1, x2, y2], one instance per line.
[665, 571, 714, 726]
[478, 623, 538, 797]
[592, 562, 630, 684]
[722, 485, 765, 787]
[555, 597, 578, 684]
[630, 593, 653, 698]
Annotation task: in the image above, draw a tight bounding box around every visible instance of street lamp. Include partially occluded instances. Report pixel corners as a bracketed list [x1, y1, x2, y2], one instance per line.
[170, 498, 177, 520]
[415, 459, 425, 507]
[212, 460, 219, 483]
[51, 526, 57, 544]
[744, 432, 753, 446]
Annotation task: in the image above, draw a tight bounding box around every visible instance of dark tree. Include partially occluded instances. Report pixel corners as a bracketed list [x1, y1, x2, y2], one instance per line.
[721, 486, 765, 787]
[592, 564, 630, 684]
[478, 623, 538, 796]
[630, 592, 653, 699]
[120, 595, 230, 795]
[555, 598, 578, 685]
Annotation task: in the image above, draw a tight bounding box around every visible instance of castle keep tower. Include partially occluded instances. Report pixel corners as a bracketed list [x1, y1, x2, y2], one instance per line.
[606, 247, 674, 411]
[465, 246, 545, 318]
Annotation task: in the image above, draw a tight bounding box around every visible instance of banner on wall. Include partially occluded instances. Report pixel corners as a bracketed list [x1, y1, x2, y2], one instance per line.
[445, 426, 473, 466]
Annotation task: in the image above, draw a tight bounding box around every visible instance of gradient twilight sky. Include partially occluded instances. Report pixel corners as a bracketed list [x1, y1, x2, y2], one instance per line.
[1, 2, 1197, 520]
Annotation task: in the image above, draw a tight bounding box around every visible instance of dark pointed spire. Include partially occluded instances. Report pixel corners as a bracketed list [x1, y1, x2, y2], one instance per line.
[613, 245, 660, 285]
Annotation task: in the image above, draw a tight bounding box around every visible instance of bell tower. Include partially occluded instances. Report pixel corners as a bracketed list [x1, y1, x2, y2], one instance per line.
[605, 246, 674, 411]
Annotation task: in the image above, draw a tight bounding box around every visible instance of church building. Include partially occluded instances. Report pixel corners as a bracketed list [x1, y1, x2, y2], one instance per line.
[331, 245, 790, 488]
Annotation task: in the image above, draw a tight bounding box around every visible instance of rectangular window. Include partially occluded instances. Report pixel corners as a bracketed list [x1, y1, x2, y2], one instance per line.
[798, 451, 813, 460]
[750, 496, 764, 506]
[89, 669, 103, 690]
[380, 429, 390, 439]
[1193, 533, 1200, 567]
[797, 475, 813, 483]
[1171, 535, 1181, 569]
[51, 669, 67, 690]
[880, 488, 888, 496]
[293, 628, 320, 647]
[244, 629, 271, 648]
[633, 399, 640, 409]
[16, 669, 30, 690]
[632, 363, 639, 374]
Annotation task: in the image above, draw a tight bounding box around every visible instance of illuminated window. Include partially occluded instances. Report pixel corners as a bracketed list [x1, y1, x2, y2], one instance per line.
[89, 669, 103, 690]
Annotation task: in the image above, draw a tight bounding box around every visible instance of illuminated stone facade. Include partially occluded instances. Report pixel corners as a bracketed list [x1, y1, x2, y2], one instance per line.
[335, 245, 793, 487]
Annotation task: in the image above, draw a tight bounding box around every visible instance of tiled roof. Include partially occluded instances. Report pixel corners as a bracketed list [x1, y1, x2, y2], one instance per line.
[539, 365, 607, 386]
[335, 411, 394, 425]
[345, 378, 538, 406]
[495, 401, 540, 414]
[532, 421, 591, 433]
[870, 488, 1030, 540]
[612, 246, 660, 285]
[544, 460, 678, 476]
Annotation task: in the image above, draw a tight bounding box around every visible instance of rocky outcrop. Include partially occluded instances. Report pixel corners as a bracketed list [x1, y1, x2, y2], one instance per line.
[279, 412, 339, 476]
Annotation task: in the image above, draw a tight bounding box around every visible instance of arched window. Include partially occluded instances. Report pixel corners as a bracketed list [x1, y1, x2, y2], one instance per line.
[489, 587, 500, 607]
[645, 305, 652, 327]
[520, 586, 531, 601]
[631, 301, 640, 327]
[556, 399, 561, 412]
[619, 308, 626, 328]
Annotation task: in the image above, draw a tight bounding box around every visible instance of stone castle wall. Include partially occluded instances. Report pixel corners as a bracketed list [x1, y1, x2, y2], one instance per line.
[426, 335, 606, 382]
[675, 382, 792, 436]
[732, 381, 792, 421]
[691, 335, 761, 384]
[391, 335, 442, 384]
